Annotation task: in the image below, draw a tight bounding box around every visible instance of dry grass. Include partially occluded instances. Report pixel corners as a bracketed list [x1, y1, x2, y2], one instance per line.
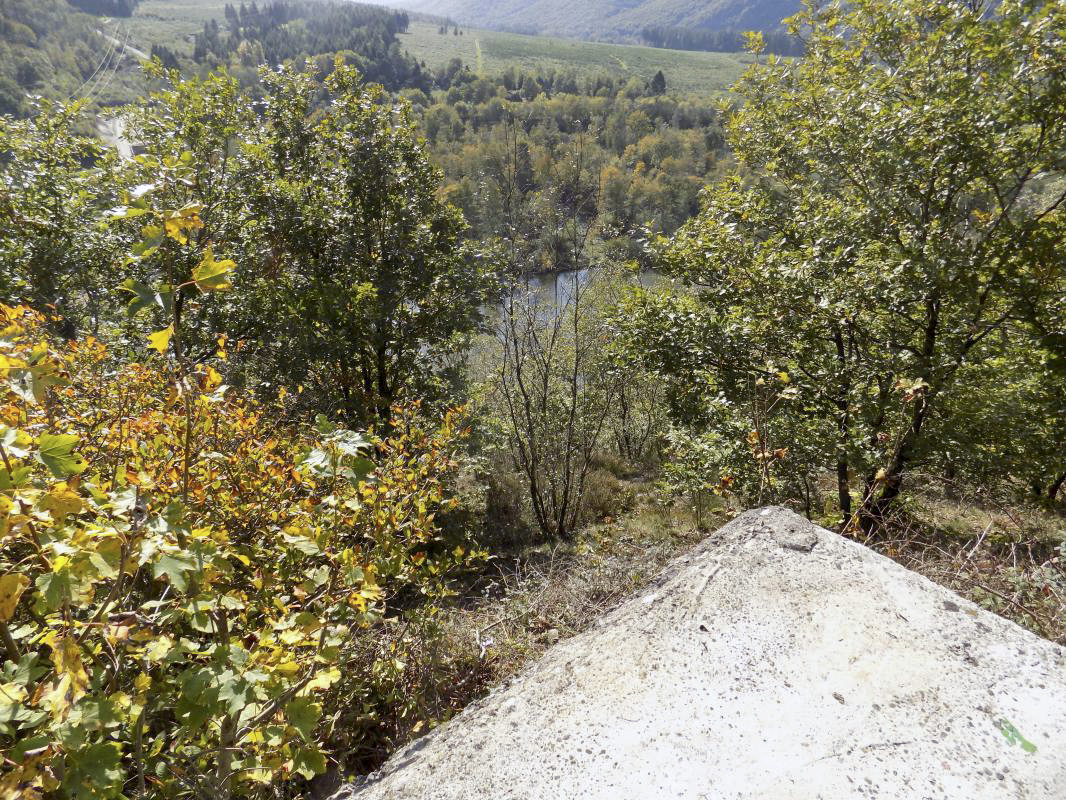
[856, 475, 1066, 646]
[447, 494, 714, 686]
[336, 475, 1064, 783]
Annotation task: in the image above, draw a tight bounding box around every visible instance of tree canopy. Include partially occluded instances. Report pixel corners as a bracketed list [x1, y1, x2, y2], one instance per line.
[620, 0, 1066, 526]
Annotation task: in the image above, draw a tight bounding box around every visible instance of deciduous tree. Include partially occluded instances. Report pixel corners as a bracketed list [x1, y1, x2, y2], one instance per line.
[621, 0, 1066, 528]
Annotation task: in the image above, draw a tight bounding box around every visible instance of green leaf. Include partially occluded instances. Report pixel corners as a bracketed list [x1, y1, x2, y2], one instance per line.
[66, 741, 124, 794]
[280, 533, 321, 557]
[131, 224, 165, 258]
[996, 719, 1038, 753]
[119, 278, 163, 316]
[345, 457, 376, 484]
[36, 434, 88, 478]
[216, 670, 256, 715]
[12, 734, 50, 761]
[0, 465, 32, 490]
[88, 552, 117, 580]
[292, 746, 327, 779]
[285, 697, 321, 741]
[152, 552, 197, 593]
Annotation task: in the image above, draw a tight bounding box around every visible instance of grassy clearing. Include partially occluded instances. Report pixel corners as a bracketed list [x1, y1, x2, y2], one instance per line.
[125, 0, 230, 57]
[400, 20, 752, 95]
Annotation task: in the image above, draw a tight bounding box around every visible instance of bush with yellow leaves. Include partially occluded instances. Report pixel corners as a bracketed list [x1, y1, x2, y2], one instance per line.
[0, 304, 480, 798]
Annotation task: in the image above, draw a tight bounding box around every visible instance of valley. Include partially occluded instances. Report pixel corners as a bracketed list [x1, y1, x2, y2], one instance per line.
[380, 0, 802, 39]
[0, 1, 1063, 798]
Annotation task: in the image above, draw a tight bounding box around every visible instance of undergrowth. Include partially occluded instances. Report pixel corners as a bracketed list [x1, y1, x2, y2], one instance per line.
[333, 474, 1064, 784]
[857, 478, 1066, 646]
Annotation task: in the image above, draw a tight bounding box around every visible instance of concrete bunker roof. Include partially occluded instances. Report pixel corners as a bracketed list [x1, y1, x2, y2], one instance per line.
[334, 507, 1066, 800]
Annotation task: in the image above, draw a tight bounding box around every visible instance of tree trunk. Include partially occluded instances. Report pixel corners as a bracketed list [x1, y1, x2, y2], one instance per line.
[375, 339, 393, 424]
[1050, 473, 1066, 503]
[860, 295, 940, 534]
[832, 325, 852, 528]
[837, 460, 852, 527]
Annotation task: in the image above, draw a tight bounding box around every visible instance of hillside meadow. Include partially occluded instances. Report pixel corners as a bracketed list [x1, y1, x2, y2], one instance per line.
[399, 19, 752, 94]
[120, 5, 752, 94]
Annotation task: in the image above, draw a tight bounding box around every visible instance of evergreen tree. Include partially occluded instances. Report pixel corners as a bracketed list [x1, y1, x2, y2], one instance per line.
[648, 70, 666, 96]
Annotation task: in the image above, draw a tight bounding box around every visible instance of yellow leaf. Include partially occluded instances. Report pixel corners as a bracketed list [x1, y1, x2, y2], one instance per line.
[205, 366, 223, 390]
[51, 636, 89, 703]
[143, 635, 174, 663]
[148, 325, 173, 355]
[39, 486, 84, 519]
[163, 217, 188, 244]
[279, 629, 306, 646]
[162, 205, 203, 245]
[275, 661, 302, 675]
[0, 681, 26, 705]
[192, 247, 236, 292]
[306, 667, 341, 692]
[0, 574, 29, 621]
[134, 673, 152, 694]
[243, 769, 274, 785]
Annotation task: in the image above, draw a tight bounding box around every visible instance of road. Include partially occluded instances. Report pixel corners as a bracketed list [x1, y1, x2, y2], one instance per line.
[98, 28, 150, 62]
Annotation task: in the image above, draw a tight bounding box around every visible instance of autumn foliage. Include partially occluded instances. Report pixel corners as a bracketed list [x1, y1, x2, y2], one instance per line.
[0, 305, 479, 798]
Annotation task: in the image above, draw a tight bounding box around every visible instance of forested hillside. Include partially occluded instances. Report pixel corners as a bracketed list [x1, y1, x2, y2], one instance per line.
[408, 66, 730, 265]
[0, 0, 1064, 797]
[0, 0, 427, 116]
[0, 0, 130, 115]
[69, 0, 141, 15]
[188, 1, 423, 90]
[384, 0, 801, 40]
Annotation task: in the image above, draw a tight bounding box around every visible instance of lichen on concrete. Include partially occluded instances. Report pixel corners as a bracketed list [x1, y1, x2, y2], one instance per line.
[333, 507, 1066, 799]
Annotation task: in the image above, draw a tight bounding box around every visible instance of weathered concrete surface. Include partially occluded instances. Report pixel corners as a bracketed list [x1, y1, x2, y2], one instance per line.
[335, 507, 1066, 799]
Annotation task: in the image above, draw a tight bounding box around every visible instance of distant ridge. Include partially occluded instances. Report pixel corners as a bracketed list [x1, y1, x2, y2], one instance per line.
[379, 0, 802, 39]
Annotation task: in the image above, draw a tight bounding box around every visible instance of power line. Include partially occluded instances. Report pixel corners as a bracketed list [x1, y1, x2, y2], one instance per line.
[66, 22, 118, 101]
[86, 24, 131, 104]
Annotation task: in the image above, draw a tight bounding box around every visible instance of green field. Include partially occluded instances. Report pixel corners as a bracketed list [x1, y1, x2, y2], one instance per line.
[400, 20, 752, 95]
[119, 4, 751, 96]
[125, 0, 230, 57]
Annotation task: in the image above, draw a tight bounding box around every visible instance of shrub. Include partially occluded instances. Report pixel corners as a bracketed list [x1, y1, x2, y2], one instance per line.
[579, 468, 636, 526]
[483, 471, 530, 549]
[0, 306, 480, 798]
